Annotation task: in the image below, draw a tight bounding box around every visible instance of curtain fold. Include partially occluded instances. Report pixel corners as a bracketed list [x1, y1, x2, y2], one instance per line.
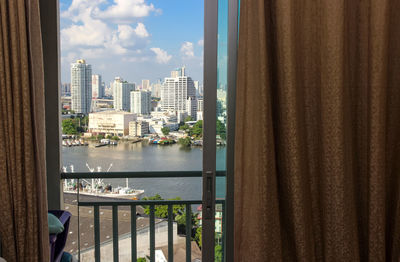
[235, 0, 400, 261]
[0, 0, 49, 261]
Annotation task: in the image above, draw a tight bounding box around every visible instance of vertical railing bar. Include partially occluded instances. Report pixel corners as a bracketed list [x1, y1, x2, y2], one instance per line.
[150, 205, 155, 262]
[186, 204, 191, 262]
[94, 206, 101, 262]
[131, 205, 137, 262]
[77, 178, 81, 261]
[112, 206, 119, 262]
[168, 205, 174, 262]
[222, 202, 226, 262]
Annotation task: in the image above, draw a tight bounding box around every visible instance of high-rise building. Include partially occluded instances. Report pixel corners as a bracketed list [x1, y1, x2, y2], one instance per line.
[194, 81, 201, 97]
[113, 77, 135, 111]
[170, 66, 186, 78]
[161, 75, 196, 112]
[130, 90, 152, 115]
[197, 98, 204, 112]
[186, 97, 198, 120]
[71, 59, 92, 114]
[142, 79, 150, 91]
[92, 74, 104, 98]
[151, 79, 162, 98]
[61, 83, 71, 96]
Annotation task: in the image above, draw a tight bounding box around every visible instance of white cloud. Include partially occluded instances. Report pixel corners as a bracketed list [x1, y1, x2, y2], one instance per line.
[197, 39, 204, 46]
[180, 42, 194, 58]
[150, 48, 172, 64]
[61, 0, 105, 21]
[134, 23, 149, 38]
[61, 17, 111, 47]
[61, 0, 152, 60]
[97, 0, 158, 23]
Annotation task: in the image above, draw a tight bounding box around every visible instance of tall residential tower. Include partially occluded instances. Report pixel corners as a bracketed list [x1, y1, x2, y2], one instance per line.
[113, 77, 135, 111]
[71, 59, 92, 114]
[130, 90, 152, 115]
[161, 68, 196, 112]
[92, 74, 104, 98]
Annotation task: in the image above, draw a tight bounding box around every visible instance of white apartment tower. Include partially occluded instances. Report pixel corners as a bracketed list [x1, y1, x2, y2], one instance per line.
[130, 90, 151, 115]
[113, 77, 135, 111]
[151, 79, 162, 98]
[161, 74, 196, 112]
[71, 59, 92, 114]
[92, 74, 104, 98]
[142, 79, 150, 91]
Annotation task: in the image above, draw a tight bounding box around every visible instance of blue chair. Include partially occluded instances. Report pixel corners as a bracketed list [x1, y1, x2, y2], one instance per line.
[48, 210, 72, 262]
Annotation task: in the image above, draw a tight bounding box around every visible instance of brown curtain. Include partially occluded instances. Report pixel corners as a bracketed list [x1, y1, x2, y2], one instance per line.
[235, 0, 400, 261]
[0, 0, 49, 261]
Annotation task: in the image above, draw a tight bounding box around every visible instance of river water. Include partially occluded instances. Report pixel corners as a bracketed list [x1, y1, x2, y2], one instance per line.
[62, 141, 226, 200]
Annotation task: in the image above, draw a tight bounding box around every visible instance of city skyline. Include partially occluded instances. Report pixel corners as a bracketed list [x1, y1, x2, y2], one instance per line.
[60, 0, 205, 85]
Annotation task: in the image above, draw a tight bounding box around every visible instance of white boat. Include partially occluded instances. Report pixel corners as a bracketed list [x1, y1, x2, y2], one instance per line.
[62, 164, 144, 200]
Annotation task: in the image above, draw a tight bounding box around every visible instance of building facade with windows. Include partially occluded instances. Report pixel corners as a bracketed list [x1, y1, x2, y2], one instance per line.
[92, 74, 104, 98]
[88, 111, 137, 136]
[141, 79, 150, 91]
[71, 59, 92, 114]
[186, 97, 198, 120]
[129, 121, 150, 137]
[113, 77, 135, 111]
[161, 75, 196, 113]
[130, 90, 152, 115]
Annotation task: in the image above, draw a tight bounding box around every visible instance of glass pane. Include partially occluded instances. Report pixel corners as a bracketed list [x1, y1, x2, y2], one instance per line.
[59, 0, 206, 260]
[60, 0, 204, 173]
[216, 0, 228, 199]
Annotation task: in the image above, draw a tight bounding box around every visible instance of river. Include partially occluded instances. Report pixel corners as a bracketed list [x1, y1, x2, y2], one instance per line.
[62, 141, 226, 200]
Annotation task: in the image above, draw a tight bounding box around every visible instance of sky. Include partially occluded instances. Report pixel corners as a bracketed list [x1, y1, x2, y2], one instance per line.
[59, 0, 209, 85]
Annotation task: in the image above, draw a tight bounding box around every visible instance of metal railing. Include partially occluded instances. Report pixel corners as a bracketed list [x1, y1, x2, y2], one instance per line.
[61, 171, 226, 262]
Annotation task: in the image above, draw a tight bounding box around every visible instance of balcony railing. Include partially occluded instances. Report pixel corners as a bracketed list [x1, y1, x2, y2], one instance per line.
[61, 171, 226, 262]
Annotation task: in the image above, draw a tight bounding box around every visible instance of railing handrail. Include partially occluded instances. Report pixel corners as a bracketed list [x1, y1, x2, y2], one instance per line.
[78, 199, 225, 206]
[61, 170, 226, 179]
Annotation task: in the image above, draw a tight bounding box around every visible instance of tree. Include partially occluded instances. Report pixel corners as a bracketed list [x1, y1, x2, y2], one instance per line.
[195, 226, 202, 248]
[191, 120, 203, 137]
[161, 126, 170, 136]
[81, 115, 89, 128]
[112, 135, 120, 141]
[215, 245, 223, 262]
[184, 116, 193, 122]
[62, 119, 78, 135]
[178, 137, 191, 147]
[106, 134, 112, 139]
[142, 195, 185, 218]
[179, 124, 190, 131]
[216, 120, 226, 140]
[175, 211, 198, 235]
[97, 134, 104, 140]
[137, 258, 146, 262]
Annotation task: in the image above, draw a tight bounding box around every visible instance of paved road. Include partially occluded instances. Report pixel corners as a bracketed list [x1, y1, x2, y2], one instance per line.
[62, 193, 159, 255]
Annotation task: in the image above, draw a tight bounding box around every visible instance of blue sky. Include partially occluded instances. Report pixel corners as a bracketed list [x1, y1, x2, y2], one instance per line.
[59, 0, 208, 85]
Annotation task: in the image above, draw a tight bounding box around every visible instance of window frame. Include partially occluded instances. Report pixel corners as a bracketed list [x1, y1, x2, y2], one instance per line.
[40, 0, 238, 260]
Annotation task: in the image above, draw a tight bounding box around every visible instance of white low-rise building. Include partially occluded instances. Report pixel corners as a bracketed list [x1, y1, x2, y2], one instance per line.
[88, 111, 136, 136]
[148, 119, 179, 136]
[129, 121, 150, 137]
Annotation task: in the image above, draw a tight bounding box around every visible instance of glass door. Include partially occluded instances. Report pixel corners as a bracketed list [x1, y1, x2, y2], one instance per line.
[57, 0, 233, 260]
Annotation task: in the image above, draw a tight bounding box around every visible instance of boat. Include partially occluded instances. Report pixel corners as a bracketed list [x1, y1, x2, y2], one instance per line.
[62, 164, 144, 200]
[95, 139, 117, 147]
